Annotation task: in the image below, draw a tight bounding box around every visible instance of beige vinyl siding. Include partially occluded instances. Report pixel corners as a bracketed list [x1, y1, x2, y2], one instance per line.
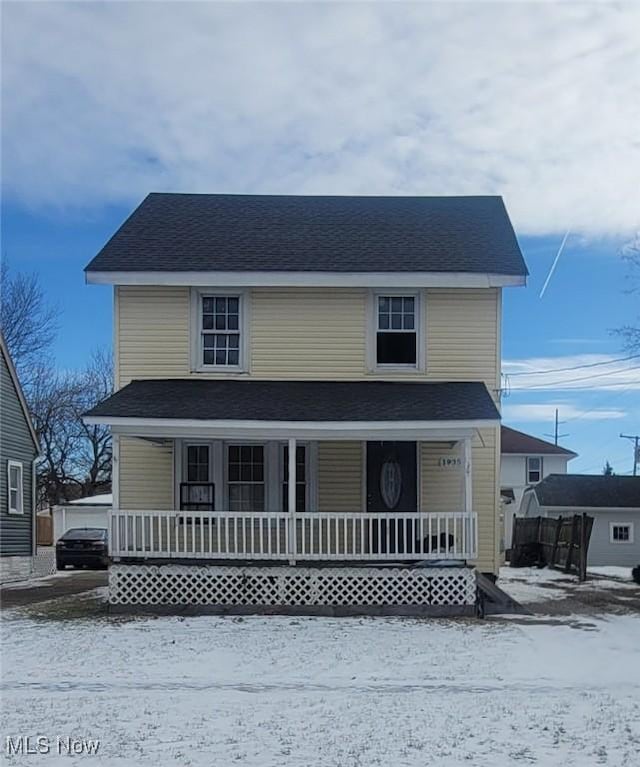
[472, 427, 500, 573]
[116, 286, 499, 391]
[251, 289, 367, 378]
[117, 287, 190, 387]
[419, 442, 464, 513]
[119, 438, 174, 510]
[425, 289, 500, 395]
[317, 442, 363, 512]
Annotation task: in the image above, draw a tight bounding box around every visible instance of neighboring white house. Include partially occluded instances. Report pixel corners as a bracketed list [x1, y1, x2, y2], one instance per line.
[500, 426, 576, 552]
[522, 475, 640, 567]
[52, 493, 112, 542]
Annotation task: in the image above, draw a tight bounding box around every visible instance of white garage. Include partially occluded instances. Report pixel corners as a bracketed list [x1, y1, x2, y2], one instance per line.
[52, 494, 112, 542]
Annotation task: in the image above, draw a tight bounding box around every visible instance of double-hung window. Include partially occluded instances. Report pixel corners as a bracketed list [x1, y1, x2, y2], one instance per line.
[375, 294, 419, 368]
[228, 446, 265, 512]
[7, 460, 23, 515]
[526, 457, 543, 484]
[199, 294, 243, 369]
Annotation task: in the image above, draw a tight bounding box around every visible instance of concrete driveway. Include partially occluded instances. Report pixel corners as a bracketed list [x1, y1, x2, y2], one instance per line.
[0, 570, 108, 609]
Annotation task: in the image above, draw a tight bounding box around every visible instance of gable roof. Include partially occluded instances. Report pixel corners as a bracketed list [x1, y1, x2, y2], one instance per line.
[529, 474, 640, 509]
[84, 379, 500, 424]
[0, 333, 39, 452]
[501, 426, 576, 457]
[85, 194, 528, 279]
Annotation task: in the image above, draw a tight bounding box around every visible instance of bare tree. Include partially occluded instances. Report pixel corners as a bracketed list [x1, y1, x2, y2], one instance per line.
[0, 261, 59, 388]
[28, 362, 82, 508]
[29, 350, 112, 508]
[73, 348, 113, 498]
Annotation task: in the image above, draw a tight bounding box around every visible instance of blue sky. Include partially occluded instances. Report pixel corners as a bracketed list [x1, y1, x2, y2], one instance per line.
[2, 2, 639, 474]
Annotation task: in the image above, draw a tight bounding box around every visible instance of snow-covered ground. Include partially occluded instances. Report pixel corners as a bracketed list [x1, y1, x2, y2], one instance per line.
[2, 595, 639, 766]
[498, 565, 639, 604]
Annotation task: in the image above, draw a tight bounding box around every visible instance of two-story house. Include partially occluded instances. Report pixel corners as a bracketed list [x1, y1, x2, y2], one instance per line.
[84, 193, 528, 613]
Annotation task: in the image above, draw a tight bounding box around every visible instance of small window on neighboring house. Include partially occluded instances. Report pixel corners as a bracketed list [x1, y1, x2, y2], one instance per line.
[527, 457, 543, 484]
[200, 295, 242, 368]
[610, 523, 634, 544]
[376, 295, 418, 367]
[8, 461, 23, 515]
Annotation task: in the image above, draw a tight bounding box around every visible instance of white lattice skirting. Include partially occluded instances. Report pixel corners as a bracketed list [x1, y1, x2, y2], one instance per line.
[109, 564, 477, 611]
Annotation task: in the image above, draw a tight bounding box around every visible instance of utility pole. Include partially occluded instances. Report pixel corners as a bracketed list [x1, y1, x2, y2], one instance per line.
[620, 434, 640, 476]
[545, 409, 569, 446]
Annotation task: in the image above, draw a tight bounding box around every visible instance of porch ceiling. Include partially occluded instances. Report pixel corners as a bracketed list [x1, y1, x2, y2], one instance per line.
[83, 379, 499, 440]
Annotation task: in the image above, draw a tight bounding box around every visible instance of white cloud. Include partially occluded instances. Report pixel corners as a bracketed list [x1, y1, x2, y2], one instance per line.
[503, 354, 640, 391]
[502, 402, 626, 423]
[2, 2, 639, 236]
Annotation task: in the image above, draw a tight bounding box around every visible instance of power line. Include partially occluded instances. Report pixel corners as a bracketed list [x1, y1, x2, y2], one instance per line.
[505, 353, 640, 377]
[509, 364, 640, 391]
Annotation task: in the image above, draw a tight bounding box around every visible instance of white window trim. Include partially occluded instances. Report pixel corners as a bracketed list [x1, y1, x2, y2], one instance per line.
[526, 456, 543, 484]
[7, 460, 24, 515]
[609, 522, 634, 544]
[367, 289, 425, 373]
[177, 440, 318, 512]
[190, 288, 250, 373]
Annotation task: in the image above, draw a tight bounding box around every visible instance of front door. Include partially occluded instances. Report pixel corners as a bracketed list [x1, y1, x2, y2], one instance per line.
[366, 441, 417, 553]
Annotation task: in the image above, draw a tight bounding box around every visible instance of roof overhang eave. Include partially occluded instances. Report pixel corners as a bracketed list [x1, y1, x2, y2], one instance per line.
[83, 415, 499, 441]
[85, 269, 527, 289]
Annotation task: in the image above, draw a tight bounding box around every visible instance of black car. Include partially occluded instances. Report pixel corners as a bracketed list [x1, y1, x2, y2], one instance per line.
[56, 528, 109, 570]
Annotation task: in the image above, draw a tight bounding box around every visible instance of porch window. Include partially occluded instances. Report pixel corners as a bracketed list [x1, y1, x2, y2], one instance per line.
[375, 295, 418, 367]
[526, 457, 543, 484]
[228, 446, 265, 511]
[200, 295, 242, 368]
[181, 445, 214, 511]
[7, 460, 23, 515]
[282, 445, 307, 512]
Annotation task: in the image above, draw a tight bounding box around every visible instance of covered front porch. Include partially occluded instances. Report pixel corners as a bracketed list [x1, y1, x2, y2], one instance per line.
[84, 378, 501, 568]
[110, 435, 478, 564]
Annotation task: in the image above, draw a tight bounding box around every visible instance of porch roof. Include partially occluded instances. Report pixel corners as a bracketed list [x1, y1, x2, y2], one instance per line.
[84, 379, 499, 437]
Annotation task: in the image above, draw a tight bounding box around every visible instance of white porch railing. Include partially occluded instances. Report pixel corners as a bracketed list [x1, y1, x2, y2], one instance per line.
[109, 511, 478, 563]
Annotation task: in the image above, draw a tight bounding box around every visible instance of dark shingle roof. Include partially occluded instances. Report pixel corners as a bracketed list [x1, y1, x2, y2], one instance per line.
[85, 194, 528, 276]
[501, 426, 576, 456]
[85, 379, 500, 423]
[532, 474, 640, 509]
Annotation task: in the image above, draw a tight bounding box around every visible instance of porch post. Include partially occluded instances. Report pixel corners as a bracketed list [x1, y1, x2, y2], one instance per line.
[462, 436, 473, 558]
[288, 437, 297, 565]
[462, 436, 472, 514]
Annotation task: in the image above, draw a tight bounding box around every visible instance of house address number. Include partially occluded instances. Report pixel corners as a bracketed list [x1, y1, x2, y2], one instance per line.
[438, 457, 462, 468]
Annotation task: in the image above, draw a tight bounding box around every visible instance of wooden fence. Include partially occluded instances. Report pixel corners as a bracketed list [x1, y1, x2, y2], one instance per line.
[510, 514, 594, 581]
[36, 514, 53, 546]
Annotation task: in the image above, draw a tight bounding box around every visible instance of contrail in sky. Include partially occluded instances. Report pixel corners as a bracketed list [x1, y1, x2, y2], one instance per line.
[539, 230, 570, 298]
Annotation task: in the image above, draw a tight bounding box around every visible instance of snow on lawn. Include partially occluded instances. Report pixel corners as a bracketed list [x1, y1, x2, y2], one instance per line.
[589, 566, 637, 583]
[498, 566, 577, 604]
[2, 608, 640, 766]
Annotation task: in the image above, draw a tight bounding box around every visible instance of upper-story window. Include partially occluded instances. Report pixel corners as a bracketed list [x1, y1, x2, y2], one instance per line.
[526, 456, 543, 484]
[193, 291, 247, 371]
[373, 293, 422, 369]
